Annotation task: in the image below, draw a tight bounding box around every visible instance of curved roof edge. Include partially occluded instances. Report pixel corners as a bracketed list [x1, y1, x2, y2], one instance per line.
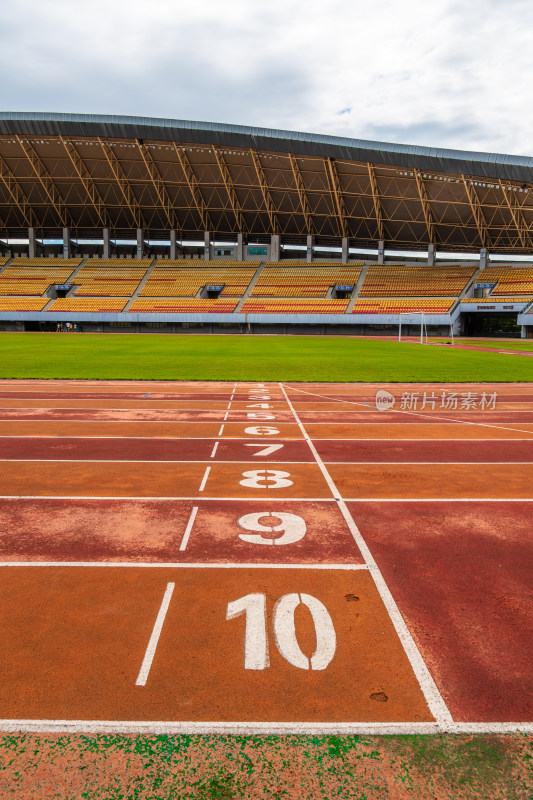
[1, 112, 533, 183]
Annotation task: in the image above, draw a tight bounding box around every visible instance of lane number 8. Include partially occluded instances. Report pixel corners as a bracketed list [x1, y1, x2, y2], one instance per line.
[226, 593, 336, 671]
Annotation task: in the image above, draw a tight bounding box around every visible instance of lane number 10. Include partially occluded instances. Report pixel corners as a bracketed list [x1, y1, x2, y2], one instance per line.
[226, 593, 336, 671]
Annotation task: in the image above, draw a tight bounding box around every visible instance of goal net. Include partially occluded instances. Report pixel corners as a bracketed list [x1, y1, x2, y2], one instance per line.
[398, 311, 428, 344]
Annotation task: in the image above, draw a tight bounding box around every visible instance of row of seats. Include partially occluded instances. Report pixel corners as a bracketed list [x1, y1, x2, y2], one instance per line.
[461, 297, 532, 304]
[9, 258, 82, 267]
[0, 297, 49, 311]
[84, 258, 153, 267]
[360, 266, 475, 297]
[48, 298, 129, 312]
[240, 299, 349, 314]
[72, 267, 148, 296]
[0, 265, 78, 295]
[251, 266, 362, 297]
[140, 267, 257, 298]
[478, 266, 533, 297]
[129, 299, 239, 313]
[267, 260, 365, 267]
[352, 299, 455, 314]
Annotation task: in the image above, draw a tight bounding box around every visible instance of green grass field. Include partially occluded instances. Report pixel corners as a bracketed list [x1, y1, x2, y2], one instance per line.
[1, 332, 533, 381]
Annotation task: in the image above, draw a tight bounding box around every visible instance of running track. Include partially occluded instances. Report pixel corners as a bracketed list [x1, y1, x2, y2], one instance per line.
[0, 379, 531, 735]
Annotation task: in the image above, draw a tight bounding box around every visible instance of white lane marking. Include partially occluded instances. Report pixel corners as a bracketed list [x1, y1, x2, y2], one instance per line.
[0, 436, 529, 441]
[0, 460, 528, 466]
[0, 495, 529, 502]
[279, 382, 453, 726]
[223, 412, 229, 421]
[178, 506, 199, 552]
[135, 582, 175, 686]
[0, 562, 368, 569]
[271, 409, 533, 415]
[198, 466, 211, 492]
[281, 384, 533, 437]
[217, 425, 225, 436]
[0, 495, 335, 501]
[209, 442, 219, 459]
[0, 720, 529, 735]
[244, 443, 285, 457]
[345, 497, 533, 502]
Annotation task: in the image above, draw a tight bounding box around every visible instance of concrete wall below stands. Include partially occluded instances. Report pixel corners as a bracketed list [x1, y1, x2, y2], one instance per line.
[0, 311, 458, 325]
[0, 310, 456, 336]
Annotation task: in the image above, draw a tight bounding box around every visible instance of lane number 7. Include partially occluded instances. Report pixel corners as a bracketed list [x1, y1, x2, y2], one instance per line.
[244, 442, 284, 457]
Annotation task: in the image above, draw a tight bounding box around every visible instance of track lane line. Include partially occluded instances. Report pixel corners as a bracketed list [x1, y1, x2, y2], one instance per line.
[0, 562, 370, 569]
[279, 382, 453, 726]
[0, 495, 335, 501]
[0, 720, 528, 735]
[282, 383, 533, 436]
[135, 582, 175, 686]
[0, 459, 530, 465]
[198, 467, 211, 492]
[178, 506, 199, 552]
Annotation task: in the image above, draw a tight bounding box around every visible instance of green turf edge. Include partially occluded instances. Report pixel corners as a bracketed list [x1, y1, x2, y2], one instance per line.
[0, 733, 530, 799]
[1, 332, 533, 382]
[432, 338, 533, 351]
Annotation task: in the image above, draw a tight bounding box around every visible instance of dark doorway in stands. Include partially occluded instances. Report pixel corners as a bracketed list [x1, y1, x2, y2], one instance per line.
[462, 312, 520, 337]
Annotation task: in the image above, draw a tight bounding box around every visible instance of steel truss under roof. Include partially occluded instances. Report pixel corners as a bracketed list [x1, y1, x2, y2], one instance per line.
[0, 112, 532, 253]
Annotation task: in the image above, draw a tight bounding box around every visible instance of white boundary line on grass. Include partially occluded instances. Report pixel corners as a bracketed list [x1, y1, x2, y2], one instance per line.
[278, 382, 454, 726]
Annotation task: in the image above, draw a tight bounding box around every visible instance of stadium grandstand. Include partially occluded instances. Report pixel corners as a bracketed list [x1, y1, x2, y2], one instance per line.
[0, 112, 532, 337]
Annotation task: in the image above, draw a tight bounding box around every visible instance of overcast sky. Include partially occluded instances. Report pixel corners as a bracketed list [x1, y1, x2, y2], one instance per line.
[1, 0, 531, 155]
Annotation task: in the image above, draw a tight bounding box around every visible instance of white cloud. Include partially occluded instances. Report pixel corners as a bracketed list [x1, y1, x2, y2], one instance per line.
[0, 0, 532, 155]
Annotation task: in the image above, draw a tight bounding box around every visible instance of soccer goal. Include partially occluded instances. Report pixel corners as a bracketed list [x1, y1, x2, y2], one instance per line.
[398, 312, 428, 344]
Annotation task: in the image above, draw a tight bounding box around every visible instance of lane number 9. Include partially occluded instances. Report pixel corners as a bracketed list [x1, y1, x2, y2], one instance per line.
[238, 511, 306, 546]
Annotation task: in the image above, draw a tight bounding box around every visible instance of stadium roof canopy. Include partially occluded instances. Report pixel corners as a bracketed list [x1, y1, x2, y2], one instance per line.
[1, 112, 532, 253]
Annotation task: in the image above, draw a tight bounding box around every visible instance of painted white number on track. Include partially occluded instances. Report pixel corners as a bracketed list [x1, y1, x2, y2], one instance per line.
[246, 413, 275, 420]
[226, 593, 336, 671]
[244, 426, 280, 436]
[239, 470, 293, 489]
[246, 403, 272, 409]
[238, 511, 306, 545]
[244, 442, 284, 457]
[248, 395, 271, 400]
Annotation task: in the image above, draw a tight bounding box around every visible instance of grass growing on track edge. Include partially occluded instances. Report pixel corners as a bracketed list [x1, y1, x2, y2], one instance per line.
[1, 332, 533, 382]
[0, 733, 530, 799]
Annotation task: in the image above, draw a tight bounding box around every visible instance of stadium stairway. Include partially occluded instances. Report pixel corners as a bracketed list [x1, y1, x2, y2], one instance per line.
[38, 258, 88, 312]
[461, 265, 483, 299]
[234, 262, 266, 312]
[0, 258, 13, 275]
[521, 298, 533, 314]
[123, 258, 158, 311]
[345, 264, 369, 313]
[65, 258, 88, 289]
